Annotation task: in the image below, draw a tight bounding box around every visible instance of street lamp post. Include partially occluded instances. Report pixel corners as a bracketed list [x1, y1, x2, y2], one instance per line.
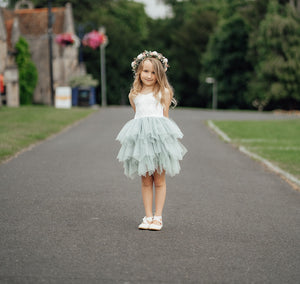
[99, 27, 107, 107]
[82, 28, 108, 107]
[47, 0, 54, 106]
[205, 77, 218, 110]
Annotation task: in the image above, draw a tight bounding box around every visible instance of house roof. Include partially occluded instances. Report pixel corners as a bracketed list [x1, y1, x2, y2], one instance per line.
[2, 9, 14, 50]
[1, 6, 66, 50]
[14, 7, 65, 36]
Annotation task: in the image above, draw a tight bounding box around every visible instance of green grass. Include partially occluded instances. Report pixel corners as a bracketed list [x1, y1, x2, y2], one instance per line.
[0, 106, 95, 163]
[212, 120, 300, 179]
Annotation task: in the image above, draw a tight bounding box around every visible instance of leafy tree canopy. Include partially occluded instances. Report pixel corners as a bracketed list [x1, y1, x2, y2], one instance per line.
[247, 0, 300, 109]
[202, 14, 251, 109]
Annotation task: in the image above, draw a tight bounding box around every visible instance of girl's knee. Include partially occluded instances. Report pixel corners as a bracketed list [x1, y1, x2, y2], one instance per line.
[153, 172, 166, 188]
[141, 174, 153, 187]
[154, 180, 166, 188]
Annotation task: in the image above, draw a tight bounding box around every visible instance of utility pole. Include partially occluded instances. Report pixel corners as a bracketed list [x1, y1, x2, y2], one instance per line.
[48, 0, 54, 106]
[99, 27, 107, 107]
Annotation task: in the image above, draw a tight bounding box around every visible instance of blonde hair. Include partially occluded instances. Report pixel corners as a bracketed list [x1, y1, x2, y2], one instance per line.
[129, 58, 176, 108]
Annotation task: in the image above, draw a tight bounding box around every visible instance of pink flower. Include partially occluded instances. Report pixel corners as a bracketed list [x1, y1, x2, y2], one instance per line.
[82, 30, 105, 49]
[55, 33, 75, 46]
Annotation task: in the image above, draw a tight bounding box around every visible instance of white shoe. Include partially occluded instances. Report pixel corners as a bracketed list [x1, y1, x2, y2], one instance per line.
[149, 216, 163, 231]
[138, 216, 153, 230]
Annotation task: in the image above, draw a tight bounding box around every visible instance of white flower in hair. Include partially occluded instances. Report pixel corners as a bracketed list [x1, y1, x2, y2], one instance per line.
[131, 50, 169, 74]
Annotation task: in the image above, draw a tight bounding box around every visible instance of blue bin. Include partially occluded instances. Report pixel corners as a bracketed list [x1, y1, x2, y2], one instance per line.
[72, 87, 96, 106]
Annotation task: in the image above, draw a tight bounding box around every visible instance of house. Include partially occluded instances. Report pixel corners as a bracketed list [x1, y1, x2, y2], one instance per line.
[0, 3, 19, 107]
[0, 0, 83, 105]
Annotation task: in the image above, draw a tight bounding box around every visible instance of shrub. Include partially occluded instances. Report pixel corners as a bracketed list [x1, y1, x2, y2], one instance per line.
[15, 37, 38, 105]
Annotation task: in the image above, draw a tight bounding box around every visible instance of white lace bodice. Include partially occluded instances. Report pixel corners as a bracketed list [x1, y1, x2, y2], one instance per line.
[134, 92, 164, 119]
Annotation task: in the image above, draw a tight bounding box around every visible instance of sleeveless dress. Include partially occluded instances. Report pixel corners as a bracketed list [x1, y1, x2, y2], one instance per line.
[116, 92, 187, 179]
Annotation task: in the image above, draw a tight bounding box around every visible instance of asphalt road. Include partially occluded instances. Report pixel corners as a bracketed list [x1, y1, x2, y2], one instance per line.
[0, 107, 299, 283]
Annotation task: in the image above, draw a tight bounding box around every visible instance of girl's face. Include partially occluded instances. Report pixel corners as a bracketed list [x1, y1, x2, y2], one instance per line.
[140, 60, 157, 88]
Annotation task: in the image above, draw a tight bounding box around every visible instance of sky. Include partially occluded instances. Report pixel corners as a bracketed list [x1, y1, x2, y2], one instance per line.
[133, 0, 173, 19]
[0, 0, 8, 8]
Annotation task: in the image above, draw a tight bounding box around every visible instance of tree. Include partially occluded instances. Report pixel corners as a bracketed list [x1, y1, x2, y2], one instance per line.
[154, 0, 219, 107]
[15, 37, 38, 105]
[202, 14, 251, 109]
[83, 0, 149, 105]
[247, 0, 300, 109]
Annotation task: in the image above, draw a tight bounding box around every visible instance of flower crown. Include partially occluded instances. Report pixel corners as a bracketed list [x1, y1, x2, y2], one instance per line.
[131, 50, 169, 74]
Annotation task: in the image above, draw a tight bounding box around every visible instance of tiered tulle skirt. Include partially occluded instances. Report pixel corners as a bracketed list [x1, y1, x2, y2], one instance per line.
[116, 116, 187, 179]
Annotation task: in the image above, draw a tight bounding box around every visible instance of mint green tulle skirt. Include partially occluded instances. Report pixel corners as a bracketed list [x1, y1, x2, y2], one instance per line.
[116, 116, 187, 179]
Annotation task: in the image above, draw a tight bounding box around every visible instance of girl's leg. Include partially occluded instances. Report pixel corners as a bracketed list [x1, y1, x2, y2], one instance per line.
[141, 173, 154, 217]
[153, 170, 166, 219]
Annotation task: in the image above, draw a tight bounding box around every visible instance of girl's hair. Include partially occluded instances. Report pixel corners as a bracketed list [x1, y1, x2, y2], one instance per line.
[129, 58, 177, 108]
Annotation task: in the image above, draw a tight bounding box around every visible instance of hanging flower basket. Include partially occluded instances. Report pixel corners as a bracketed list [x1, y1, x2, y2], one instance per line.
[82, 30, 107, 49]
[55, 33, 80, 47]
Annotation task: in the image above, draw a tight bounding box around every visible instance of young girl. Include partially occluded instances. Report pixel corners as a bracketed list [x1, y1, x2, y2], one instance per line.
[116, 50, 187, 231]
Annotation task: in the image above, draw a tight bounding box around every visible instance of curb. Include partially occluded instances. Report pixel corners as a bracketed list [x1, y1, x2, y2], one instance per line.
[207, 120, 300, 191]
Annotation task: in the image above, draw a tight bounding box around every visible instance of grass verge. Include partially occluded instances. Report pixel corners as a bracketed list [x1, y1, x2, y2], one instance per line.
[212, 120, 300, 180]
[0, 106, 96, 163]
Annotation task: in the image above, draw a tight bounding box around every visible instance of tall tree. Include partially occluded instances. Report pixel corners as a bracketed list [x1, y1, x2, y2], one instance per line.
[247, 0, 300, 109]
[156, 0, 218, 106]
[84, 0, 149, 104]
[202, 14, 251, 109]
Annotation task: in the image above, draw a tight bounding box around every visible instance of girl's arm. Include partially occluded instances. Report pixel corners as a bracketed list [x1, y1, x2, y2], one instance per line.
[129, 95, 136, 112]
[163, 90, 171, 118]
